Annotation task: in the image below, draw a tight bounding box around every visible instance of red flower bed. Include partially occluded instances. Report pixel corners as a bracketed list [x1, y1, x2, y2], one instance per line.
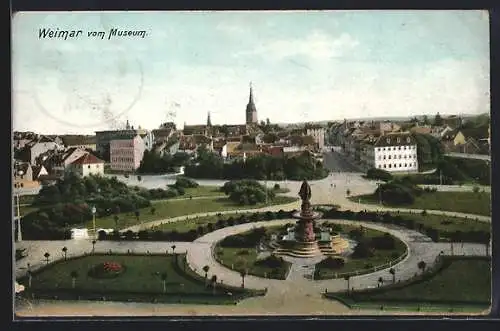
[88, 261, 125, 279]
[103, 262, 123, 272]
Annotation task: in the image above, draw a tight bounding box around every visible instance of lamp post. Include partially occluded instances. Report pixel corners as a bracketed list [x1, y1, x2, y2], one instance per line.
[14, 170, 24, 242]
[91, 206, 97, 240]
[377, 182, 382, 206]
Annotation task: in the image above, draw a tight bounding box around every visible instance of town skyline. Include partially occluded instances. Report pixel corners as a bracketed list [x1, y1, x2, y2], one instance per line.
[13, 11, 490, 135]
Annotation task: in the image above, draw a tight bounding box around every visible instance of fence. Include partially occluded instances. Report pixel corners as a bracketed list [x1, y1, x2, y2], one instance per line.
[316, 248, 409, 280]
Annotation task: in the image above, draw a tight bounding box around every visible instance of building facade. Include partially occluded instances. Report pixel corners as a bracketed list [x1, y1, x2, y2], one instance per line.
[95, 121, 149, 158]
[305, 127, 326, 150]
[110, 134, 146, 172]
[67, 153, 105, 177]
[370, 133, 418, 172]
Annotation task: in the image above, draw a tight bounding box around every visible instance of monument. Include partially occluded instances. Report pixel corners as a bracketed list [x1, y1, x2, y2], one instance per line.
[272, 180, 350, 258]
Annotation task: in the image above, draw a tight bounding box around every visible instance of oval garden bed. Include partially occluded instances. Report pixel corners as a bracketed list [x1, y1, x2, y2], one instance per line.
[88, 261, 126, 279]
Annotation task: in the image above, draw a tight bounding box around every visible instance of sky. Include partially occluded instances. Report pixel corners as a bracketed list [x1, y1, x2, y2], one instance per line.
[12, 11, 490, 134]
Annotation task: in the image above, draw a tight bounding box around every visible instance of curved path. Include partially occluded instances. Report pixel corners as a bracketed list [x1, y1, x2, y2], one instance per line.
[14, 159, 491, 316]
[186, 219, 487, 293]
[123, 200, 301, 232]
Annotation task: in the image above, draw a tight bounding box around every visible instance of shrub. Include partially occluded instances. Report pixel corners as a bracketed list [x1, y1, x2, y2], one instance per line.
[366, 168, 393, 182]
[165, 188, 179, 198]
[174, 176, 199, 189]
[273, 183, 280, 190]
[370, 233, 396, 250]
[317, 257, 345, 269]
[97, 230, 107, 240]
[377, 182, 416, 205]
[352, 240, 375, 258]
[255, 254, 285, 268]
[348, 228, 365, 241]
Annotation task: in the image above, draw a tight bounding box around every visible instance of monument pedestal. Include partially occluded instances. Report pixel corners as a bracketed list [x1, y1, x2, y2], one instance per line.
[273, 180, 350, 259]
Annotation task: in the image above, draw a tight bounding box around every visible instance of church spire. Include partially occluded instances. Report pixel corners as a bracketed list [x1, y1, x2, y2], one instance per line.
[249, 81, 254, 104]
[207, 111, 212, 127]
[246, 82, 258, 125]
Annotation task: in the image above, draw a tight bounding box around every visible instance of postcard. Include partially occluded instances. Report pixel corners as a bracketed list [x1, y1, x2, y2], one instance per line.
[12, 10, 491, 317]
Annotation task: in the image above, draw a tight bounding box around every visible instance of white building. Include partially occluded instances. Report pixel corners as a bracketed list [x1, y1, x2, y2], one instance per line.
[67, 153, 105, 177]
[306, 127, 326, 150]
[366, 133, 418, 172]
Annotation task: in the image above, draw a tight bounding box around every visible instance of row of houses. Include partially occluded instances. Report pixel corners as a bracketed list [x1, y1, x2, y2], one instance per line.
[327, 116, 490, 173]
[13, 117, 329, 183]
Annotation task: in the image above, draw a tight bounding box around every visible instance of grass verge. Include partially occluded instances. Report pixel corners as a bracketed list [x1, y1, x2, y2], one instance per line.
[325, 256, 491, 311]
[17, 253, 265, 305]
[86, 196, 298, 230]
[351, 191, 491, 216]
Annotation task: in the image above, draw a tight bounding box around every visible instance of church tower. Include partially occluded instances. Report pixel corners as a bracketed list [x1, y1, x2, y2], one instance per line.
[245, 82, 258, 125]
[207, 111, 212, 127]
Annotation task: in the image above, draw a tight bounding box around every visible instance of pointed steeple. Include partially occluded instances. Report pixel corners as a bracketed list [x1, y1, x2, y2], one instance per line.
[246, 82, 258, 125]
[249, 81, 254, 104]
[125, 119, 131, 130]
[207, 111, 212, 127]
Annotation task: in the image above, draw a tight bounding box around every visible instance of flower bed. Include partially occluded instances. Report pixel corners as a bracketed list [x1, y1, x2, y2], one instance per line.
[88, 261, 125, 279]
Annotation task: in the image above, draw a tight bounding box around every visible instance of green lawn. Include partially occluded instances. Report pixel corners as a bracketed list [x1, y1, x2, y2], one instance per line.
[18, 254, 261, 304]
[15, 186, 223, 217]
[214, 247, 291, 280]
[353, 191, 491, 216]
[329, 257, 491, 308]
[153, 213, 243, 232]
[315, 223, 407, 279]
[397, 213, 490, 234]
[87, 196, 297, 230]
[172, 186, 224, 198]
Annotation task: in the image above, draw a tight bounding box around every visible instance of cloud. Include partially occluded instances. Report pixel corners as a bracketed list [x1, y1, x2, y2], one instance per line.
[235, 30, 359, 60]
[13, 58, 489, 134]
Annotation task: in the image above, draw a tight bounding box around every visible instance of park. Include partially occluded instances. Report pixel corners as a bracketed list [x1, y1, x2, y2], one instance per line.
[14, 160, 491, 315]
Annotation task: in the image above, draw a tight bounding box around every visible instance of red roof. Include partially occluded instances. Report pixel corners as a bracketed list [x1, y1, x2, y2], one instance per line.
[70, 153, 105, 165]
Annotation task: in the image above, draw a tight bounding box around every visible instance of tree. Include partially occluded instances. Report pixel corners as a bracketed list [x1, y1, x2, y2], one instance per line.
[434, 113, 443, 126]
[389, 268, 396, 283]
[151, 207, 156, 215]
[113, 215, 119, 228]
[240, 269, 247, 288]
[171, 245, 176, 255]
[134, 210, 140, 221]
[70, 270, 79, 289]
[160, 272, 168, 293]
[377, 276, 384, 288]
[44, 252, 50, 265]
[344, 275, 351, 294]
[62, 246, 68, 260]
[422, 115, 429, 125]
[91, 240, 96, 253]
[202, 265, 210, 285]
[346, 189, 351, 196]
[211, 275, 218, 295]
[417, 261, 427, 274]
